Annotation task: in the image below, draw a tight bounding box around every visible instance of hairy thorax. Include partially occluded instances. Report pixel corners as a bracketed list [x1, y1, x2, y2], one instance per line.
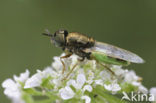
[66, 32, 95, 49]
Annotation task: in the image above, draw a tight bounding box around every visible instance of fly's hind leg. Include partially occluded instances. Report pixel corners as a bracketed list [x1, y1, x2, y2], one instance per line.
[60, 53, 72, 74]
[62, 61, 79, 81]
[97, 61, 116, 76]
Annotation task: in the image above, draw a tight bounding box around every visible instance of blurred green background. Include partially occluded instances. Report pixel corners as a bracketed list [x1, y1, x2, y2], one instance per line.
[0, 0, 156, 102]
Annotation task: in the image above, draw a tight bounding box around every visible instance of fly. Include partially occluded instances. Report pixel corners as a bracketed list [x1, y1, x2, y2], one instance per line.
[42, 29, 144, 80]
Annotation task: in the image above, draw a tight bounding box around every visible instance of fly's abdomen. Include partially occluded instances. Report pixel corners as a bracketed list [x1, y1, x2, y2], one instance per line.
[91, 52, 130, 66]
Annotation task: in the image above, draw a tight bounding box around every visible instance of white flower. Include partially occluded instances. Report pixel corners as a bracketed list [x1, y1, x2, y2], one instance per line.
[2, 79, 21, 100]
[104, 81, 121, 94]
[132, 81, 141, 86]
[13, 69, 29, 82]
[52, 53, 78, 73]
[67, 73, 86, 89]
[138, 85, 148, 94]
[2, 53, 152, 103]
[52, 56, 63, 72]
[112, 65, 126, 76]
[52, 78, 62, 89]
[150, 87, 156, 101]
[2, 70, 29, 103]
[124, 70, 139, 83]
[81, 95, 91, 103]
[59, 86, 75, 100]
[76, 73, 86, 89]
[24, 68, 53, 88]
[83, 85, 93, 92]
[60, 73, 92, 101]
[70, 54, 79, 67]
[67, 73, 93, 93]
[100, 70, 111, 81]
[94, 79, 104, 86]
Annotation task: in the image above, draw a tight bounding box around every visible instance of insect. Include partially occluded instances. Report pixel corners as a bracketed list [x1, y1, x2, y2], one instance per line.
[42, 29, 144, 79]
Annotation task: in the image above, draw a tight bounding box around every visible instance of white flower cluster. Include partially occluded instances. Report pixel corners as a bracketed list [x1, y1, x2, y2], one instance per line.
[2, 70, 29, 103]
[2, 53, 156, 103]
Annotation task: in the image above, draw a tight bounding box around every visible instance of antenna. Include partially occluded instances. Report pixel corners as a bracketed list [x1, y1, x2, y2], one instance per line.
[42, 29, 53, 37]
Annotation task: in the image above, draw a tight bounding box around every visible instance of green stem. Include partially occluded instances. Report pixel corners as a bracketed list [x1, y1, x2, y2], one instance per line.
[92, 86, 129, 103]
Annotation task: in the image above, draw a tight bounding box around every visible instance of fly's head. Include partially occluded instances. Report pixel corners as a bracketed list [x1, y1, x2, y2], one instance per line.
[42, 29, 68, 48]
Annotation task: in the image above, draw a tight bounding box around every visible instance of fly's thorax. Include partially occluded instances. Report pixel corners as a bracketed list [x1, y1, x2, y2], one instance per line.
[66, 32, 95, 48]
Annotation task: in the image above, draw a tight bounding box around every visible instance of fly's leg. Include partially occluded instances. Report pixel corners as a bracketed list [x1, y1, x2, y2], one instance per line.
[60, 54, 72, 74]
[62, 61, 79, 81]
[97, 61, 115, 76]
[62, 49, 89, 81]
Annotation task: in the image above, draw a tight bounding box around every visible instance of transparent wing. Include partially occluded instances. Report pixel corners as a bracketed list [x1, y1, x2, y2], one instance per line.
[87, 42, 144, 63]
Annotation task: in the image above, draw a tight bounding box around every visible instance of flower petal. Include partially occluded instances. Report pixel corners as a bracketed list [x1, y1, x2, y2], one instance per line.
[124, 70, 139, 83]
[2, 79, 16, 88]
[76, 74, 86, 89]
[2, 79, 23, 103]
[100, 70, 111, 81]
[59, 86, 75, 100]
[13, 69, 30, 83]
[24, 68, 55, 88]
[83, 85, 92, 92]
[52, 56, 63, 71]
[24, 71, 43, 88]
[138, 85, 148, 94]
[81, 95, 91, 103]
[67, 79, 76, 87]
[94, 80, 103, 86]
[104, 82, 121, 94]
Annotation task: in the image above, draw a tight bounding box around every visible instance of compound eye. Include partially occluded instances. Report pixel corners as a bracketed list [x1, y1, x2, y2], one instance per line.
[64, 30, 68, 37]
[64, 30, 68, 36]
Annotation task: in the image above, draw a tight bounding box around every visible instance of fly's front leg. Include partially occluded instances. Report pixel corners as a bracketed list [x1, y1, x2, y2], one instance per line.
[60, 53, 72, 74]
[62, 49, 89, 81]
